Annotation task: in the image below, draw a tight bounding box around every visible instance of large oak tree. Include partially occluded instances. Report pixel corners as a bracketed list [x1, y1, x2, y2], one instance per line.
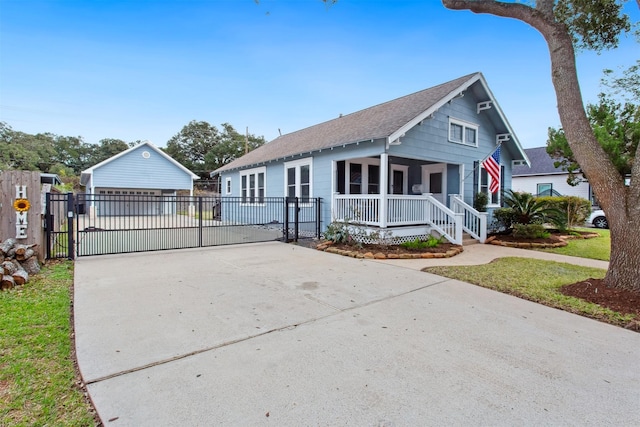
[441, 0, 638, 292]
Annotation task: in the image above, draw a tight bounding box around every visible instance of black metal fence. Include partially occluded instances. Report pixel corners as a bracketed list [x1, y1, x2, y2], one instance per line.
[45, 194, 321, 258]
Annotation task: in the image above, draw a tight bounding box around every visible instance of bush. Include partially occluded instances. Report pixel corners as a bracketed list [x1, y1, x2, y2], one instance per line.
[473, 192, 489, 212]
[401, 235, 443, 251]
[512, 223, 551, 239]
[536, 195, 591, 229]
[323, 221, 354, 244]
[491, 207, 516, 232]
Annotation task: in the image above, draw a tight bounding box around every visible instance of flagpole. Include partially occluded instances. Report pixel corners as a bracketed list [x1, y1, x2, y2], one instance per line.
[462, 138, 507, 184]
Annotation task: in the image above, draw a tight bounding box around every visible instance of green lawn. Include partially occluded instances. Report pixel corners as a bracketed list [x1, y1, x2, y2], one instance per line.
[0, 261, 96, 426]
[538, 228, 611, 261]
[423, 257, 634, 327]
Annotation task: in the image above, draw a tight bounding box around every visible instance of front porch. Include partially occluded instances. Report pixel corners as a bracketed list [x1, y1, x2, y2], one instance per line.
[332, 193, 487, 245]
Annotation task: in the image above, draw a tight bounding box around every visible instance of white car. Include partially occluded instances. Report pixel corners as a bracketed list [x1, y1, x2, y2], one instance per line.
[588, 209, 609, 229]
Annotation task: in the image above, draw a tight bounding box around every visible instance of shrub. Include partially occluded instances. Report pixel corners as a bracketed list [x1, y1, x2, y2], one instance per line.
[537, 195, 591, 229]
[491, 207, 516, 232]
[512, 223, 551, 239]
[473, 192, 489, 212]
[503, 190, 563, 228]
[323, 221, 354, 244]
[400, 235, 443, 251]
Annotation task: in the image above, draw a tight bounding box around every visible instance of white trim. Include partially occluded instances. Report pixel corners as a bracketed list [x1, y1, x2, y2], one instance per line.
[284, 158, 313, 201]
[240, 166, 267, 205]
[388, 73, 483, 144]
[390, 164, 409, 194]
[478, 164, 501, 207]
[421, 163, 447, 204]
[80, 141, 199, 185]
[344, 157, 381, 195]
[225, 177, 232, 195]
[448, 117, 479, 147]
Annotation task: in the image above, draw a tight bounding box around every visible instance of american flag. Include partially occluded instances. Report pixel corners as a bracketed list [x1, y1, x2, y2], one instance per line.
[483, 146, 501, 194]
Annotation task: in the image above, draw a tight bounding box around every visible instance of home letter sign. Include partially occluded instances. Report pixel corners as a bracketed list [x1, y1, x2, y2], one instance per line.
[14, 185, 30, 239]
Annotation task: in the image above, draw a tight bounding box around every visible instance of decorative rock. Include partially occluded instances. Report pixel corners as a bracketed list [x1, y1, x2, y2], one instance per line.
[364, 252, 374, 259]
[421, 253, 435, 259]
[373, 253, 386, 259]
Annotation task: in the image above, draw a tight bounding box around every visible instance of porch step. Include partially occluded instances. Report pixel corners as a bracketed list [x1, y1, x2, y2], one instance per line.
[462, 233, 480, 246]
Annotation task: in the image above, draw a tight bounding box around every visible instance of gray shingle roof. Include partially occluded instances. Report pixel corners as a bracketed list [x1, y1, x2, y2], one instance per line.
[214, 73, 480, 173]
[513, 147, 566, 176]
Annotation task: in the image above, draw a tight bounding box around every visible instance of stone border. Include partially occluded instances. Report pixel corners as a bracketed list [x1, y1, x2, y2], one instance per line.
[485, 231, 600, 249]
[316, 242, 464, 260]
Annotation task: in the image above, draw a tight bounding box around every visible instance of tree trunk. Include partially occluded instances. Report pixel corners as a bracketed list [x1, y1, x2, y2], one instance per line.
[0, 238, 16, 255]
[12, 268, 28, 286]
[1, 260, 18, 276]
[1, 275, 15, 290]
[442, 0, 640, 293]
[606, 217, 640, 291]
[21, 256, 41, 275]
[15, 246, 35, 261]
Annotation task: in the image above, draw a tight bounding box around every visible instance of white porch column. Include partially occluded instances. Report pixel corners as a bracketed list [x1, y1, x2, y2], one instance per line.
[380, 153, 388, 228]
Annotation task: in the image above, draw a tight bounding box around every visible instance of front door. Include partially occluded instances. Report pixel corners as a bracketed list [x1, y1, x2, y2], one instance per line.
[422, 164, 447, 204]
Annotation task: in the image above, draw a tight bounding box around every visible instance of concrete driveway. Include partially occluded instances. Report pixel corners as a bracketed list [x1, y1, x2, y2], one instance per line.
[74, 242, 640, 426]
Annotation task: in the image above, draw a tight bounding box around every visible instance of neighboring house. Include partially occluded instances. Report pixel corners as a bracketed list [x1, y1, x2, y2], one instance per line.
[80, 141, 199, 216]
[213, 72, 529, 244]
[512, 147, 595, 204]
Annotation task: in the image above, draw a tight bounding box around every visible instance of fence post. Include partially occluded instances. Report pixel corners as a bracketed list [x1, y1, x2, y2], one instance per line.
[198, 196, 203, 247]
[45, 192, 52, 259]
[316, 197, 321, 239]
[294, 197, 299, 242]
[66, 192, 75, 259]
[283, 197, 289, 242]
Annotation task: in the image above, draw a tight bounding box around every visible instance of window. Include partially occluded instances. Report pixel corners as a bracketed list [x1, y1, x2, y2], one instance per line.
[479, 166, 501, 206]
[225, 177, 232, 195]
[537, 183, 552, 196]
[240, 167, 266, 204]
[449, 118, 478, 146]
[340, 158, 380, 195]
[349, 163, 362, 194]
[284, 159, 312, 202]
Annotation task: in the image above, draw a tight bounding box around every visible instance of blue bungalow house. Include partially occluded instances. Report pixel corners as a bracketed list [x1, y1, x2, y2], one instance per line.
[80, 141, 199, 216]
[213, 73, 529, 244]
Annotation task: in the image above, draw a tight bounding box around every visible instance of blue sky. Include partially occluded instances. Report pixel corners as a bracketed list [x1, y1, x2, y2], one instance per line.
[0, 0, 637, 149]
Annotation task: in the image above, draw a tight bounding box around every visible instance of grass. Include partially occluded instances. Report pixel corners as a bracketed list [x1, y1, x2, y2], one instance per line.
[423, 257, 635, 327]
[177, 210, 214, 220]
[538, 228, 611, 261]
[0, 261, 96, 426]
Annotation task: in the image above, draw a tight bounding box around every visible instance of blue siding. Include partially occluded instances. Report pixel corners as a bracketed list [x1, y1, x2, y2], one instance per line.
[92, 145, 193, 190]
[219, 80, 520, 230]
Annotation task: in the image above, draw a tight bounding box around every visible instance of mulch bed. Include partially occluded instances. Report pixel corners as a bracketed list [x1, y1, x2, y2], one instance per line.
[561, 279, 640, 332]
[324, 241, 460, 256]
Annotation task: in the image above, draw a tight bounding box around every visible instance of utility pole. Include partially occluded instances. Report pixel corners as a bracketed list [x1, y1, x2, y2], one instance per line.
[245, 126, 249, 154]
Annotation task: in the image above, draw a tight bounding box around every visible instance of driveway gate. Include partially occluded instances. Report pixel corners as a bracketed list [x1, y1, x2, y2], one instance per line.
[45, 193, 321, 258]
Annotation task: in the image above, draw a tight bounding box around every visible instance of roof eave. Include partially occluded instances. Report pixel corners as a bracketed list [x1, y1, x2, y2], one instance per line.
[388, 73, 482, 144]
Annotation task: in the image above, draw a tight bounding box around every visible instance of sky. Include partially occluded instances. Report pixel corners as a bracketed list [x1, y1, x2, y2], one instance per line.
[0, 0, 638, 150]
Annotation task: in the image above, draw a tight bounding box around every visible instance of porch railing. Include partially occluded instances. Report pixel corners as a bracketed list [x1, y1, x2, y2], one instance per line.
[332, 193, 463, 245]
[450, 194, 487, 243]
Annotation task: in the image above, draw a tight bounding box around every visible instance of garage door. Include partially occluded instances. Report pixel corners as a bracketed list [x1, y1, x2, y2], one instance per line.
[95, 188, 162, 216]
